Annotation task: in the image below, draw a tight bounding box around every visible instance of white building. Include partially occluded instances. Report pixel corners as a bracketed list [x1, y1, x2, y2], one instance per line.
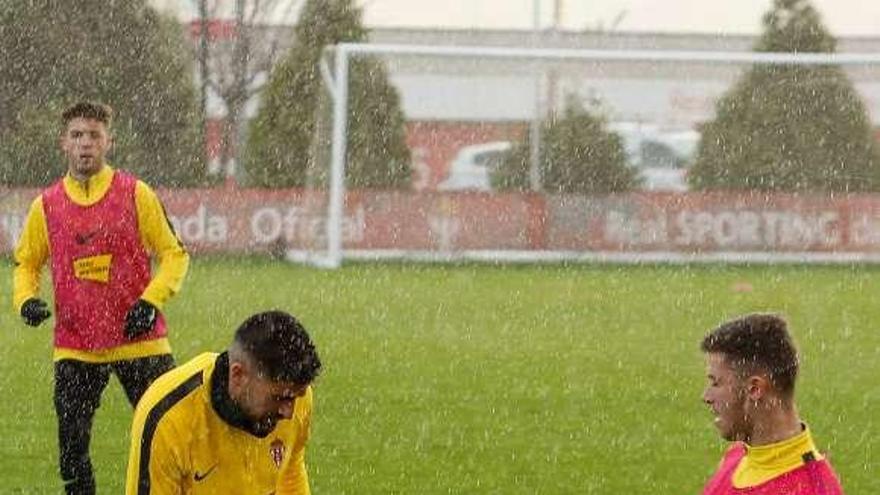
[147, 1, 880, 188]
[148, 2, 880, 123]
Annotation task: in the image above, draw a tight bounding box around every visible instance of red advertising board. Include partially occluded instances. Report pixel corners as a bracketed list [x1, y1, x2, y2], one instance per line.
[3, 187, 880, 259]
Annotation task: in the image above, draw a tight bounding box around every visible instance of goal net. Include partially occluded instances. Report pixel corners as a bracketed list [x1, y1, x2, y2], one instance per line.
[292, 42, 880, 268]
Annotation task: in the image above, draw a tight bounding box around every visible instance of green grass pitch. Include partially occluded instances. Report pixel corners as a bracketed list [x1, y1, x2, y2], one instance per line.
[1, 257, 877, 493]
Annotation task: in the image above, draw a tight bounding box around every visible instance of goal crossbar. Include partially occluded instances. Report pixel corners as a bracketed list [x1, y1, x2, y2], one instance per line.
[310, 42, 880, 268]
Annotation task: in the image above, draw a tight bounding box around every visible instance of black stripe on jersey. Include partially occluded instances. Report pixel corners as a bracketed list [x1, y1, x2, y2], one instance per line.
[138, 371, 203, 495]
[159, 202, 186, 251]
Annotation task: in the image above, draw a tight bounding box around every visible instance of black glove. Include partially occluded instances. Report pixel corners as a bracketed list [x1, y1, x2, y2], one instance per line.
[21, 298, 51, 327]
[124, 299, 158, 339]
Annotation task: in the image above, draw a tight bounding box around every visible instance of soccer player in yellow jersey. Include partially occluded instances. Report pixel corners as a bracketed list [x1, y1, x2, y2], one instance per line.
[126, 310, 322, 494]
[12, 101, 188, 494]
[701, 314, 844, 494]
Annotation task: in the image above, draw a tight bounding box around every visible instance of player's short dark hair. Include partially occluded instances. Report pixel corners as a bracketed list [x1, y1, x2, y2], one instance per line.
[62, 101, 113, 127]
[234, 311, 322, 384]
[701, 313, 799, 397]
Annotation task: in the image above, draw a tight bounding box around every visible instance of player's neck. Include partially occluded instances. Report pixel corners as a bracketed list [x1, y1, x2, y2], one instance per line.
[68, 163, 105, 184]
[746, 404, 801, 446]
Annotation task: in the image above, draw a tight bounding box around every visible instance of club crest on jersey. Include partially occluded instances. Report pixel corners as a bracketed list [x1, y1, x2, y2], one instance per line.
[270, 439, 285, 468]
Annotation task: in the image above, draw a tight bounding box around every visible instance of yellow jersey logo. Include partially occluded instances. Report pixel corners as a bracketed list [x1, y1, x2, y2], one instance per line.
[73, 254, 112, 283]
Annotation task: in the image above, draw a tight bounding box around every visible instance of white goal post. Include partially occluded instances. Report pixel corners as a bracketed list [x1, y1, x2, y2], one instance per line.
[294, 42, 880, 268]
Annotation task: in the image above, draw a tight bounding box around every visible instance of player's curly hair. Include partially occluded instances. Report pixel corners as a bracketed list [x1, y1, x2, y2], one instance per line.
[701, 313, 799, 398]
[234, 310, 322, 385]
[62, 101, 113, 127]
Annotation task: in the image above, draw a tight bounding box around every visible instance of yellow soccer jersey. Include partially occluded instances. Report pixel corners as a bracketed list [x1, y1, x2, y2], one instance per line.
[126, 352, 313, 495]
[732, 424, 824, 488]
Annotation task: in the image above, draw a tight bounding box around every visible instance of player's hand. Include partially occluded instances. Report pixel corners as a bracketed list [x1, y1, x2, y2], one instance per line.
[20, 298, 51, 327]
[124, 299, 158, 339]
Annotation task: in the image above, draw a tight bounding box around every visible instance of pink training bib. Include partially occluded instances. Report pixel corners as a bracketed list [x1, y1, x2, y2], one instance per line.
[43, 171, 166, 350]
[703, 443, 844, 495]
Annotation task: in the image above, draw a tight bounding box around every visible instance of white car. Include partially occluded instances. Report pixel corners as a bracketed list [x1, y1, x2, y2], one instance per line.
[609, 123, 699, 192]
[437, 127, 699, 192]
[634, 135, 694, 191]
[438, 141, 513, 191]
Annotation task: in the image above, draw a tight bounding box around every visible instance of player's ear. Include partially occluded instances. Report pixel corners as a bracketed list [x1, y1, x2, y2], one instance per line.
[229, 360, 246, 386]
[59, 127, 69, 152]
[745, 375, 769, 401]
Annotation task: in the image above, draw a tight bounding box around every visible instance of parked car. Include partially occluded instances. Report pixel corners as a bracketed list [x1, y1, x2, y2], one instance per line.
[438, 141, 513, 191]
[438, 126, 698, 192]
[608, 123, 699, 192]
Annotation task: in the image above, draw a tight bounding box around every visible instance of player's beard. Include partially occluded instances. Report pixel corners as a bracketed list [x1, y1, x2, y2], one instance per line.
[70, 154, 102, 179]
[253, 414, 281, 437]
[717, 393, 751, 442]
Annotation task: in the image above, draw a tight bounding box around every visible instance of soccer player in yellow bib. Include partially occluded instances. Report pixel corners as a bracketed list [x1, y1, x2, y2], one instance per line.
[126, 311, 322, 494]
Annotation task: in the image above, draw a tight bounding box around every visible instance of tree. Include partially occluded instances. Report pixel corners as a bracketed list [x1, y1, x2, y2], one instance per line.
[191, 0, 301, 181]
[244, 0, 410, 189]
[0, 0, 204, 187]
[493, 96, 639, 194]
[689, 0, 880, 192]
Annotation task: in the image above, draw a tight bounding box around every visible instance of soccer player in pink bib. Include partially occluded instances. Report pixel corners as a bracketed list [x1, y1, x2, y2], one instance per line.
[700, 313, 844, 495]
[12, 101, 189, 494]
